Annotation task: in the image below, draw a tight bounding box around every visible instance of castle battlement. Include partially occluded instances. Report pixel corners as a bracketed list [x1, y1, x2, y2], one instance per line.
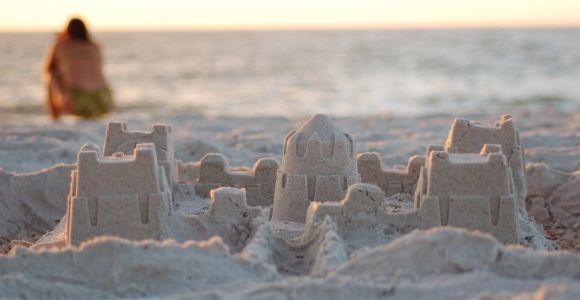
[445, 114, 518, 161]
[103, 122, 176, 184]
[357, 152, 425, 196]
[414, 144, 519, 243]
[426, 146, 508, 173]
[195, 153, 279, 206]
[66, 143, 172, 246]
[271, 114, 361, 223]
[307, 183, 384, 219]
[302, 183, 388, 240]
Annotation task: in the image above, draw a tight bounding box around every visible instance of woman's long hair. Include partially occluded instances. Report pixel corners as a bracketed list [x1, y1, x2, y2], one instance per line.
[60, 18, 91, 42]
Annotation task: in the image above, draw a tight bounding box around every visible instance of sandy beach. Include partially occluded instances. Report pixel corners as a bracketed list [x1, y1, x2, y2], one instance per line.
[0, 106, 578, 299]
[1, 0, 580, 297]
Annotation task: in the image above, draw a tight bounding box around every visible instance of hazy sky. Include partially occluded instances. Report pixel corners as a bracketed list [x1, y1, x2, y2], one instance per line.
[2, 0, 580, 31]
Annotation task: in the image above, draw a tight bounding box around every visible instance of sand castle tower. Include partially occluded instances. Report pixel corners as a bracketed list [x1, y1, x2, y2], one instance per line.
[271, 114, 361, 223]
[444, 115, 527, 208]
[66, 143, 172, 246]
[414, 144, 519, 243]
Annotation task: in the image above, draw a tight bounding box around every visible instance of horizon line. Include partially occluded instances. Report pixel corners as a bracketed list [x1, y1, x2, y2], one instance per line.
[2, 22, 580, 32]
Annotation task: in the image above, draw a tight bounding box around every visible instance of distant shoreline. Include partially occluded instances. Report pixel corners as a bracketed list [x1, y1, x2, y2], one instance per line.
[2, 25, 580, 34]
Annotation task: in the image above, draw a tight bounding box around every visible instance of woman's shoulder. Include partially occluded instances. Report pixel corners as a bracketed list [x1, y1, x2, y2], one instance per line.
[60, 39, 100, 51]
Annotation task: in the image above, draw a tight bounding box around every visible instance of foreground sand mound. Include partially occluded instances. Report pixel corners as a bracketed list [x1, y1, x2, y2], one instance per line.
[1, 228, 579, 299]
[219, 273, 580, 300]
[1, 236, 278, 299]
[526, 164, 580, 251]
[0, 165, 72, 251]
[337, 227, 580, 279]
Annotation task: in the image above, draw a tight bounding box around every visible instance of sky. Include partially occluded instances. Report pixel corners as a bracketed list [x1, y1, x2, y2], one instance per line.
[1, 0, 580, 31]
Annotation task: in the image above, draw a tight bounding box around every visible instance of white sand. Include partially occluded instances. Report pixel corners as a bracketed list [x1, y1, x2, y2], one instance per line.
[0, 108, 578, 299]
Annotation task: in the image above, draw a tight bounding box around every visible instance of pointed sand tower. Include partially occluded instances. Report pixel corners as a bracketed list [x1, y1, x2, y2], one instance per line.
[271, 114, 361, 223]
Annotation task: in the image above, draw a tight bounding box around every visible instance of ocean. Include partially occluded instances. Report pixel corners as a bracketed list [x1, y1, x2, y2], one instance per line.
[1, 29, 579, 117]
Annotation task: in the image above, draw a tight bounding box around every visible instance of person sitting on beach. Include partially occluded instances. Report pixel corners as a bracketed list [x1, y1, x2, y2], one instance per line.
[45, 17, 113, 120]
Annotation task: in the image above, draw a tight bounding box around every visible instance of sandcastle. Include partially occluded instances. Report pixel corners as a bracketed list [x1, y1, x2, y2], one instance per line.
[295, 115, 522, 244]
[59, 114, 530, 247]
[270, 114, 361, 223]
[66, 143, 173, 246]
[66, 122, 178, 246]
[62, 121, 265, 248]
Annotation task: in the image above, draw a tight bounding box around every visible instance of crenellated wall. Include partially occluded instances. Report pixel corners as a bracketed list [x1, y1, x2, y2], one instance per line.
[195, 153, 279, 206]
[103, 122, 176, 185]
[357, 152, 424, 196]
[301, 183, 420, 244]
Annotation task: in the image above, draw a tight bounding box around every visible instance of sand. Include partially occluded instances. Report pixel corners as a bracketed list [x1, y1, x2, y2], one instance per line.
[0, 108, 578, 299]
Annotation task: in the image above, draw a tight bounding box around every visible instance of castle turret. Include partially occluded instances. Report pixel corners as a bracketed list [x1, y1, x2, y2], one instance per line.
[444, 115, 527, 209]
[271, 114, 361, 223]
[66, 143, 172, 246]
[414, 144, 519, 243]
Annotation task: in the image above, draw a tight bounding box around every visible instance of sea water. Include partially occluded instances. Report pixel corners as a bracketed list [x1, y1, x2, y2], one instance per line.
[1, 29, 579, 117]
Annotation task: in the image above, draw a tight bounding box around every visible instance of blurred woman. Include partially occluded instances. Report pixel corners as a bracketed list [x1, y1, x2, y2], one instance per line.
[45, 17, 113, 120]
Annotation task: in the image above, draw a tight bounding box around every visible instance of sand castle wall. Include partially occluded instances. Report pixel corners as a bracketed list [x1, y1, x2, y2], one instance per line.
[303, 145, 520, 245]
[103, 122, 176, 185]
[302, 183, 419, 242]
[177, 160, 201, 182]
[271, 115, 361, 223]
[170, 187, 263, 252]
[195, 153, 279, 206]
[303, 183, 385, 238]
[357, 152, 424, 196]
[414, 144, 519, 243]
[66, 143, 172, 246]
[445, 114, 527, 208]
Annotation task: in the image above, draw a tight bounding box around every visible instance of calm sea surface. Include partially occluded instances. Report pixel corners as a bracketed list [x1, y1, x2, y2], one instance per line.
[1, 29, 579, 117]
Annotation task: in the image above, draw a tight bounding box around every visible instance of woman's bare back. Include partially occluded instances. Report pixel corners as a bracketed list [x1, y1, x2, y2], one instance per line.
[55, 40, 106, 90]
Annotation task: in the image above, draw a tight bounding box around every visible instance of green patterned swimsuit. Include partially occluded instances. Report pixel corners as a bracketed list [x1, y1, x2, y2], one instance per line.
[69, 86, 113, 118]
